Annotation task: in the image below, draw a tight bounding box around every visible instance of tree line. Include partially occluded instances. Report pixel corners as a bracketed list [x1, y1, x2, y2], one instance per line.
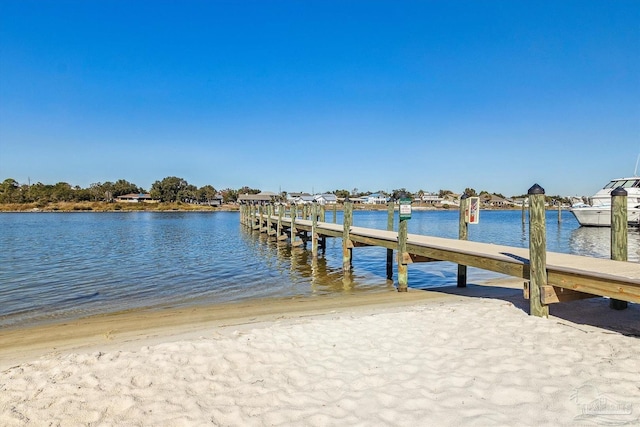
[0, 177, 571, 205]
[0, 177, 257, 205]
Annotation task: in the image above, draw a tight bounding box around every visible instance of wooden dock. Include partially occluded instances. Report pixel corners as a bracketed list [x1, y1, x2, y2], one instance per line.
[240, 187, 640, 317]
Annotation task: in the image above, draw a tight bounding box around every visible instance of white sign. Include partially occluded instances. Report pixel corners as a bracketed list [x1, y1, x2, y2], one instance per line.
[399, 199, 412, 220]
[466, 197, 480, 224]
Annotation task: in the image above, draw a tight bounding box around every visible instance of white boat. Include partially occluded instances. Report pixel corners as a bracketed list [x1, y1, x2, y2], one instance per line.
[570, 176, 640, 227]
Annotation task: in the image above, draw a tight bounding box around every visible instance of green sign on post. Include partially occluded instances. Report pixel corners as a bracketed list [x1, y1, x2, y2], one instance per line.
[399, 197, 412, 220]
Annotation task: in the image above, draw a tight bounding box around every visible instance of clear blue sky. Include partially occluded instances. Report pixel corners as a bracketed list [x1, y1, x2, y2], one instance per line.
[1, 1, 638, 197]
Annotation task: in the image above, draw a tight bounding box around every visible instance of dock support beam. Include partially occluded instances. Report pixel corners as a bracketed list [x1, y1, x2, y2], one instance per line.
[457, 194, 469, 287]
[528, 184, 549, 317]
[610, 187, 628, 310]
[386, 199, 395, 281]
[342, 199, 353, 272]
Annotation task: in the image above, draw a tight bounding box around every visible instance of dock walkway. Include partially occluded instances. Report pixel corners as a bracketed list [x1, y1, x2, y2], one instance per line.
[241, 189, 639, 317]
[277, 216, 640, 304]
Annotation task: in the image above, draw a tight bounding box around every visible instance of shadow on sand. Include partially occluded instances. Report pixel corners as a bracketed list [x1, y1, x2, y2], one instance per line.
[431, 282, 640, 338]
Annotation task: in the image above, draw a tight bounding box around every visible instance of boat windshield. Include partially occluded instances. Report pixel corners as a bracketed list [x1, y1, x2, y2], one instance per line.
[603, 179, 640, 189]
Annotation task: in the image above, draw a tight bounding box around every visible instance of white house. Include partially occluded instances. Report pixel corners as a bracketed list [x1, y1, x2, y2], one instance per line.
[364, 193, 388, 204]
[314, 193, 337, 205]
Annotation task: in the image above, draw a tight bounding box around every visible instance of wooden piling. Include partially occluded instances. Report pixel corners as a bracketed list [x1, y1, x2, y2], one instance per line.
[558, 202, 562, 223]
[457, 194, 468, 288]
[342, 200, 353, 272]
[610, 187, 629, 310]
[259, 204, 265, 232]
[521, 199, 526, 225]
[291, 204, 302, 247]
[386, 199, 394, 281]
[528, 184, 549, 317]
[311, 202, 318, 257]
[397, 218, 408, 292]
[333, 203, 337, 223]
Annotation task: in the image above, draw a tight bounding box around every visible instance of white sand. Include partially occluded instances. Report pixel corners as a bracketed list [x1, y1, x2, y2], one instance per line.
[1, 291, 640, 426]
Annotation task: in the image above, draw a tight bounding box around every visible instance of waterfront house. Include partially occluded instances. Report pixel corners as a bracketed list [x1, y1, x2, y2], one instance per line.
[364, 193, 388, 204]
[314, 193, 338, 205]
[116, 193, 157, 203]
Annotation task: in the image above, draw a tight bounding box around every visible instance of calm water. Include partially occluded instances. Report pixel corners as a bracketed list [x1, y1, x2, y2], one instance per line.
[1, 210, 638, 328]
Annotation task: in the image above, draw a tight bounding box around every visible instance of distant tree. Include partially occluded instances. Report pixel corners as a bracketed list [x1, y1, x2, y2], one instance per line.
[112, 179, 144, 197]
[463, 187, 477, 197]
[438, 189, 453, 198]
[89, 182, 105, 201]
[51, 182, 73, 202]
[220, 188, 238, 203]
[150, 176, 191, 202]
[492, 192, 505, 199]
[178, 184, 198, 203]
[0, 178, 20, 203]
[197, 185, 218, 204]
[333, 189, 349, 199]
[237, 186, 260, 195]
[392, 188, 413, 200]
[19, 183, 34, 203]
[73, 187, 93, 202]
[547, 195, 570, 206]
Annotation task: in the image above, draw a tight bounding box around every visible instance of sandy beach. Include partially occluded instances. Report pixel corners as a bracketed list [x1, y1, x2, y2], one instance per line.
[1, 280, 639, 426]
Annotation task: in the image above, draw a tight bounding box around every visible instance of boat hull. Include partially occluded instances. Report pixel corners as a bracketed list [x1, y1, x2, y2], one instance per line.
[570, 206, 640, 227]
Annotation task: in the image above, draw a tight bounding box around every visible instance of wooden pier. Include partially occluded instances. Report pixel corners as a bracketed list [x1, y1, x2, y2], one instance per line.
[239, 186, 640, 317]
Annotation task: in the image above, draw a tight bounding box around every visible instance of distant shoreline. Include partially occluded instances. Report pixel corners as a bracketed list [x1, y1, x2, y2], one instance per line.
[0, 201, 537, 213]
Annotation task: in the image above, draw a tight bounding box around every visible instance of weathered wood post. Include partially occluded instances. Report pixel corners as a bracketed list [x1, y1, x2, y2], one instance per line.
[610, 187, 628, 310]
[277, 202, 283, 237]
[243, 203, 248, 226]
[522, 198, 526, 225]
[557, 200, 562, 223]
[333, 202, 337, 223]
[260, 203, 266, 232]
[457, 194, 469, 287]
[386, 198, 395, 281]
[311, 200, 319, 258]
[528, 184, 549, 317]
[397, 194, 412, 292]
[319, 203, 327, 250]
[291, 203, 301, 247]
[266, 203, 273, 234]
[342, 197, 353, 272]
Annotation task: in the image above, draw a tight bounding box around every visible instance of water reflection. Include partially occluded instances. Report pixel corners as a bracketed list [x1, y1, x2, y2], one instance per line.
[239, 226, 387, 296]
[568, 227, 640, 262]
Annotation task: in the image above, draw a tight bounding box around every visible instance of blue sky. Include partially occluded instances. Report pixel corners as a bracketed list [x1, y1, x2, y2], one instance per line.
[1, 1, 638, 197]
